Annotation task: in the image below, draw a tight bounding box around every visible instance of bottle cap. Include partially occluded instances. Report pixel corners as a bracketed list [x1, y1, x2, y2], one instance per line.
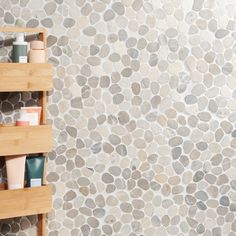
[13, 33, 28, 46]
[15, 33, 25, 42]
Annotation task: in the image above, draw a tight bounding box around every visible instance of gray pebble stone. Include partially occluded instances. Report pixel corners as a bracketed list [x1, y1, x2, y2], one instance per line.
[137, 179, 149, 190]
[230, 203, 236, 212]
[131, 221, 142, 233]
[196, 224, 205, 234]
[112, 2, 125, 15]
[168, 39, 179, 52]
[139, 25, 149, 35]
[20, 217, 31, 230]
[93, 208, 105, 218]
[44, 1, 56, 15]
[71, 97, 82, 109]
[64, 18, 75, 28]
[26, 19, 39, 27]
[81, 225, 90, 236]
[102, 173, 114, 184]
[196, 142, 208, 151]
[151, 215, 161, 227]
[180, 155, 189, 167]
[185, 95, 197, 104]
[85, 199, 96, 209]
[120, 202, 132, 213]
[41, 18, 53, 28]
[211, 154, 222, 165]
[205, 175, 216, 185]
[169, 136, 183, 147]
[121, 68, 132, 77]
[222, 62, 233, 75]
[4, 12, 14, 24]
[195, 191, 208, 201]
[197, 201, 207, 210]
[215, 29, 229, 39]
[230, 180, 236, 190]
[192, 0, 204, 11]
[173, 161, 184, 174]
[185, 195, 196, 205]
[220, 196, 230, 206]
[186, 217, 198, 228]
[161, 215, 170, 227]
[212, 227, 221, 236]
[102, 225, 112, 235]
[172, 147, 182, 159]
[116, 144, 127, 156]
[103, 9, 115, 21]
[90, 229, 101, 236]
[91, 143, 101, 154]
[166, 28, 178, 38]
[132, 0, 143, 11]
[47, 172, 59, 182]
[198, 112, 211, 121]
[81, 3, 92, 16]
[64, 190, 76, 201]
[83, 26, 96, 36]
[150, 181, 161, 191]
[87, 217, 99, 228]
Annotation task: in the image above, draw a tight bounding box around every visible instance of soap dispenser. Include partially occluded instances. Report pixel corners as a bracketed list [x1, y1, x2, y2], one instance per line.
[12, 33, 28, 63]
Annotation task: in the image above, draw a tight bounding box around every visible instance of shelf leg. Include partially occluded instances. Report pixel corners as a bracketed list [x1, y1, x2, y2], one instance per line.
[38, 214, 46, 236]
[39, 91, 47, 125]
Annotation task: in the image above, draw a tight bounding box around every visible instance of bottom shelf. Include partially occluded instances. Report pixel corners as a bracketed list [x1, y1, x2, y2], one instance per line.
[0, 185, 52, 219]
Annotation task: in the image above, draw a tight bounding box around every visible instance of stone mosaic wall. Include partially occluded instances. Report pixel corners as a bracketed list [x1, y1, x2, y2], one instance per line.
[1, 0, 236, 235]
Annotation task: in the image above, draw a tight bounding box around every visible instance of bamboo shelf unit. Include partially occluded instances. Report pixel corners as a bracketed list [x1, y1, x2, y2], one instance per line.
[0, 27, 52, 236]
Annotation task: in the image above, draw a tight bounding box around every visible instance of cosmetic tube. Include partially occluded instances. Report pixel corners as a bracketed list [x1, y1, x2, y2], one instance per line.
[16, 110, 30, 126]
[5, 155, 26, 190]
[20, 107, 42, 125]
[26, 156, 45, 187]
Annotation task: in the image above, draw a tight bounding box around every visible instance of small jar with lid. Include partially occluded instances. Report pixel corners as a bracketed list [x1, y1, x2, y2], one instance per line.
[29, 40, 45, 63]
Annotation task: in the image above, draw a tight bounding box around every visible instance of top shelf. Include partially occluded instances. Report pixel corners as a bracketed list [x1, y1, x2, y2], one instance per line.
[0, 63, 52, 92]
[0, 27, 51, 92]
[0, 27, 46, 34]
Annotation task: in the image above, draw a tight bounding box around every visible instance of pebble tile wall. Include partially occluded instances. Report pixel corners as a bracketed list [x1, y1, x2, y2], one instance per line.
[0, 0, 236, 235]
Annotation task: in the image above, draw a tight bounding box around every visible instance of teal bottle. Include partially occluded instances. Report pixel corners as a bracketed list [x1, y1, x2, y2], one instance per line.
[12, 33, 28, 63]
[26, 156, 45, 187]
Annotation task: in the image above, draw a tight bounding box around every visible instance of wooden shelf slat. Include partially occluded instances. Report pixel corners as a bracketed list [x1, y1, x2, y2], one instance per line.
[0, 27, 46, 34]
[0, 63, 52, 92]
[0, 185, 52, 219]
[0, 125, 52, 156]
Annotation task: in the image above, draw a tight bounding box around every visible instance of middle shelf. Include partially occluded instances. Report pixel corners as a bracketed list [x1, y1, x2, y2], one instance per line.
[0, 125, 52, 156]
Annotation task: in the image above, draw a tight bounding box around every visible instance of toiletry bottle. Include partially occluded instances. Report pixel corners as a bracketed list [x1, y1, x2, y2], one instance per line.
[5, 154, 26, 190]
[12, 33, 28, 63]
[29, 40, 45, 63]
[26, 156, 45, 187]
[21, 106, 42, 125]
[16, 110, 30, 126]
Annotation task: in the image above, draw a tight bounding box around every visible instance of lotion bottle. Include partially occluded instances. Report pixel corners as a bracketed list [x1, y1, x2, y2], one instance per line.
[29, 40, 45, 63]
[5, 155, 26, 190]
[12, 33, 28, 63]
